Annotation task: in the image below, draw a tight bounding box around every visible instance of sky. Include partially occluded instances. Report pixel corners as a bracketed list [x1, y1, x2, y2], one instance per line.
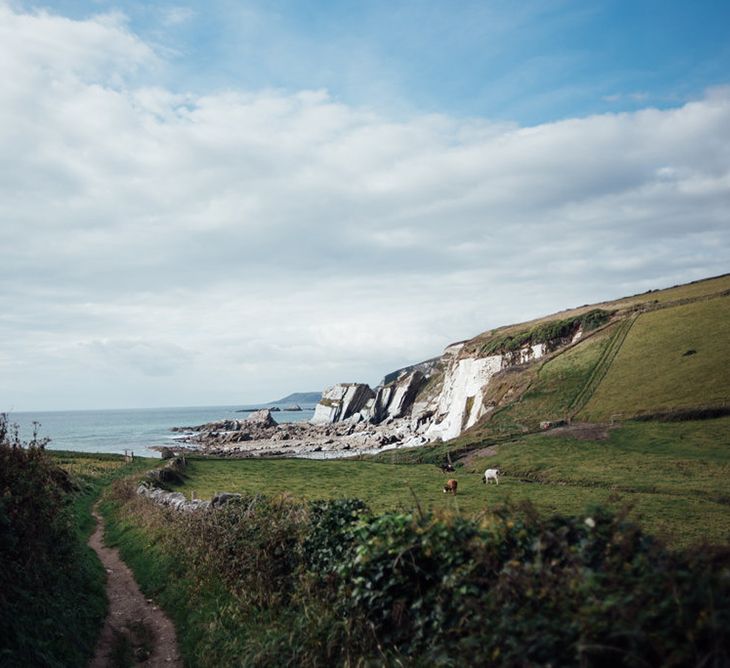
[1, 0, 729, 411]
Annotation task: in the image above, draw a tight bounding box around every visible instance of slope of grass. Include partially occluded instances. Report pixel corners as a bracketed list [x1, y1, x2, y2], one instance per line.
[605, 272, 730, 308]
[465, 418, 730, 546]
[479, 325, 615, 435]
[578, 295, 730, 421]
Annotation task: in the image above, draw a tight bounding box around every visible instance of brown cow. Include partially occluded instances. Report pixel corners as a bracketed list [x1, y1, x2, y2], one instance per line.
[442, 479, 458, 495]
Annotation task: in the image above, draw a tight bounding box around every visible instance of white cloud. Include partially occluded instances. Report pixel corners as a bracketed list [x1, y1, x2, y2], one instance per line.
[0, 5, 729, 409]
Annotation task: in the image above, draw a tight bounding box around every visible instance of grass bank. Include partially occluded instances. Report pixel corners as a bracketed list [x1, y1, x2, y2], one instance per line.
[579, 295, 730, 421]
[365, 417, 730, 547]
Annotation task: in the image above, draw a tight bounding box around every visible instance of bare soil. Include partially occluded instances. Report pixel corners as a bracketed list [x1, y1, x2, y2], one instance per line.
[458, 445, 498, 468]
[88, 507, 183, 667]
[547, 422, 616, 440]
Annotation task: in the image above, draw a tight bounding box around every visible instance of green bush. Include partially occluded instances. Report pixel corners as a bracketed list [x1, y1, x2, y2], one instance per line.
[302, 498, 369, 575]
[179, 494, 307, 607]
[336, 505, 729, 666]
[0, 415, 105, 667]
[482, 310, 613, 356]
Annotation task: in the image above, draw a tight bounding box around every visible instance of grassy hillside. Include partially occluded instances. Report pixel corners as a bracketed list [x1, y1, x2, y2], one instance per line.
[447, 274, 730, 441]
[479, 324, 616, 434]
[578, 295, 730, 420]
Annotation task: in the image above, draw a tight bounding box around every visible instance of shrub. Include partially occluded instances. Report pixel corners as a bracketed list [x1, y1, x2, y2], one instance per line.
[108, 482, 730, 667]
[301, 498, 369, 576]
[0, 415, 105, 667]
[336, 504, 730, 666]
[179, 495, 307, 607]
[481, 310, 613, 356]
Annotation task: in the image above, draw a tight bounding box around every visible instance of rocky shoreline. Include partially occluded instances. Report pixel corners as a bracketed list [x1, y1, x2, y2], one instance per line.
[166, 407, 428, 458]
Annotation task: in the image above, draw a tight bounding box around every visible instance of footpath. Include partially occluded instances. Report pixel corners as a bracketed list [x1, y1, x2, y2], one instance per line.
[88, 506, 183, 667]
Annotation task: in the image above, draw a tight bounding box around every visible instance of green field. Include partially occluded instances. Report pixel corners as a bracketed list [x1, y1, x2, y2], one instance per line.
[170, 416, 730, 548]
[579, 295, 730, 420]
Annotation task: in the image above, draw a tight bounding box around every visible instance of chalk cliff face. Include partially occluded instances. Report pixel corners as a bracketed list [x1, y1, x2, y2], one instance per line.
[311, 336, 561, 443]
[422, 342, 547, 441]
[311, 383, 376, 424]
[308, 305, 613, 448]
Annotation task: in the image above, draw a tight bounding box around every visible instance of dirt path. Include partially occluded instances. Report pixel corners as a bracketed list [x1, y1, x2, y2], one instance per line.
[88, 506, 183, 667]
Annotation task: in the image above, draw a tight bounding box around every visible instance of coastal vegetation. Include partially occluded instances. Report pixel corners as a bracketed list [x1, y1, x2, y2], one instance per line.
[0, 416, 150, 667]
[103, 476, 730, 667]
[479, 308, 612, 356]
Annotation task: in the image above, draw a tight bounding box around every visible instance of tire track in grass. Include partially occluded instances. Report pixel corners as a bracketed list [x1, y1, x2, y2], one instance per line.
[569, 313, 639, 418]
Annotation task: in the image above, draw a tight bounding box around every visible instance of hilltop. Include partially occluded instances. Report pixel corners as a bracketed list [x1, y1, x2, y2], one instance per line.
[268, 392, 322, 406]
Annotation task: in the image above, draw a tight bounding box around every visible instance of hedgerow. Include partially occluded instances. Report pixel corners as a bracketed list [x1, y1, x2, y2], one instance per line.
[107, 484, 730, 667]
[0, 415, 106, 667]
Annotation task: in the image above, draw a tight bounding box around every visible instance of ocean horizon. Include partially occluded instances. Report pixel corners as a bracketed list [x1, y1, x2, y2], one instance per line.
[6, 404, 315, 458]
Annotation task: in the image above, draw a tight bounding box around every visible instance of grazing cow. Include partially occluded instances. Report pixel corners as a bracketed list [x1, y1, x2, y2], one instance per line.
[443, 479, 458, 495]
[483, 468, 499, 485]
[439, 462, 455, 473]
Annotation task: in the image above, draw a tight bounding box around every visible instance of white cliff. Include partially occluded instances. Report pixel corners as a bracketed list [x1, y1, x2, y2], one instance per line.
[311, 383, 376, 424]
[424, 355, 503, 441]
[422, 342, 548, 441]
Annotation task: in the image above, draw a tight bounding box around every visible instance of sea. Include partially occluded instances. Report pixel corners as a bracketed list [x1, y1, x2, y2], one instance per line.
[6, 404, 315, 458]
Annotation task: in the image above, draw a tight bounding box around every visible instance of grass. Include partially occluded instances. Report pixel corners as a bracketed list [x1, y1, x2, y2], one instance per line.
[168, 417, 730, 548]
[605, 272, 730, 308]
[463, 417, 730, 546]
[480, 325, 615, 434]
[101, 491, 241, 667]
[579, 295, 730, 421]
[465, 273, 730, 354]
[50, 450, 154, 536]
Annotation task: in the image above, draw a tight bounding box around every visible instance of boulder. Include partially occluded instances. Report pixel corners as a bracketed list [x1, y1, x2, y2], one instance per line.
[245, 409, 278, 427]
[211, 492, 242, 508]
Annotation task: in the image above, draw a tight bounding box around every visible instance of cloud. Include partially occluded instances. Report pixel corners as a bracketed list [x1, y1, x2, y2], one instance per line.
[0, 5, 729, 409]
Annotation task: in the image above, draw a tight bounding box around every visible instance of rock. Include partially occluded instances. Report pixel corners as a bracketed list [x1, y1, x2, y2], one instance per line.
[311, 384, 376, 424]
[283, 404, 302, 411]
[245, 409, 278, 427]
[373, 371, 425, 423]
[211, 492, 242, 508]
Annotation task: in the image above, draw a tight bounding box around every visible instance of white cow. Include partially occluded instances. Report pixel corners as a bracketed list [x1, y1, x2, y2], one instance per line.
[483, 468, 499, 485]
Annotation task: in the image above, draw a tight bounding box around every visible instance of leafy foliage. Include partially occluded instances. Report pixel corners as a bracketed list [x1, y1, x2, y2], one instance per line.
[481, 309, 613, 356]
[0, 415, 106, 667]
[301, 498, 369, 575]
[106, 478, 730, 667]
[338, 505, 730, 666]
